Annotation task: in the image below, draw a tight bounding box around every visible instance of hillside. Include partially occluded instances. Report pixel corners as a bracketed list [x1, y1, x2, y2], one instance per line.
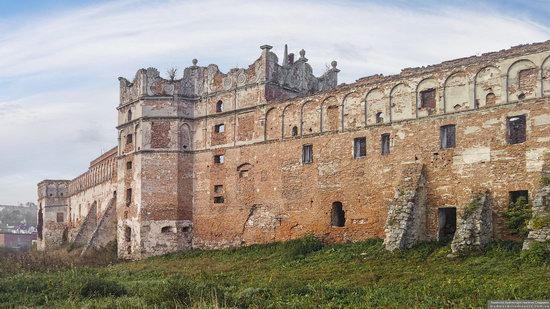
[0, 237, 549, 308]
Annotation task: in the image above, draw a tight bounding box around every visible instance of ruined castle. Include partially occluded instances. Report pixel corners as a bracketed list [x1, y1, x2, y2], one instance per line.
[37, 42, 550, 259]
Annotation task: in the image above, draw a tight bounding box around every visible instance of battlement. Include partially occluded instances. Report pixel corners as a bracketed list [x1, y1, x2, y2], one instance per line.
[118, 44, 339, 105]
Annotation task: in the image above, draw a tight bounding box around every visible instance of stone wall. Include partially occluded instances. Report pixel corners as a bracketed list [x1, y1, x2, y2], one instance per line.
[523, 178, 550, 250]
[40, 41, 550, 259]
[383, 163, 427, 251]
[451, 191, 493, 254]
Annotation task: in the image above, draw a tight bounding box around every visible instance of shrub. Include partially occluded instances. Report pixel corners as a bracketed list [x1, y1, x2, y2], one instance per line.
[79, 277, 127, 298]
[283, 234, 324, 260]
[504, 197, 531, 237]
[521, 241, 550, 265]
[531, 215, 550, 230]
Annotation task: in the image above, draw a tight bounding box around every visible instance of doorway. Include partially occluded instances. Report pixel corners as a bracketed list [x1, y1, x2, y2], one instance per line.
[438, 207, 456, 242]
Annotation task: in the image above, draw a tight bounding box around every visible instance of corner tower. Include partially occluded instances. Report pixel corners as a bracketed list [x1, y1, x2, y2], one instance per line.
[116, 44, 339, 258]
[37, 180, 70, 250]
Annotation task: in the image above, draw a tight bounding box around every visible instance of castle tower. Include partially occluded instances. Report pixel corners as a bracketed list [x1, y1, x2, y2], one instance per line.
[115, 45, 339, 258]
[37, 180, 70, 250]
[116, 68, 194, 259]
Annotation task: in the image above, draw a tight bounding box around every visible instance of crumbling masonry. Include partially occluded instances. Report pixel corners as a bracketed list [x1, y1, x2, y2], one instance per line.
[38, 41, 550, 259]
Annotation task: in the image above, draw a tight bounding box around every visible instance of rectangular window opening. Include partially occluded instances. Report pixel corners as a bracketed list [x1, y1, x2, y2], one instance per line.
[214, 155, 225, 164]
[381, 133, 391, 155]
[507, 115, 526, 145]
[420, 88, 436, 109]
[56, 212, 64, 223]
[509, 190, 529, 206]
[214, 196, 225, 204]
[354, 137, 367, 158]
[214, 124, 225, 133]
[302, 144, 313, 164]
[126, 188, 132, 206]
[440, 125, 456, 149]
[126, 134, 133, 144]
[126, 161, 133, 170]
[214, 185, 223, 194]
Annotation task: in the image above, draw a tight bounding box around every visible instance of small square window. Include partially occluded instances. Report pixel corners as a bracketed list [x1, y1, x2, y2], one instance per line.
[420, 88, 436, 109]
[239, 170, 249, 178]
[507, 115, 526, 145]
[214, 196, 225, 204]
[381, 133, 391, 155]
[354, 137, 367, 158]
[126, 161, 133, 170]
[440, 125, 456, 149]
[214, 185, 223, 194]
[56, 212, 64, 223]
[126, 134, 133, 144]
[214, 124, 225, 133]
[302, 144, 313, 164]
[214, 155, 225, 164]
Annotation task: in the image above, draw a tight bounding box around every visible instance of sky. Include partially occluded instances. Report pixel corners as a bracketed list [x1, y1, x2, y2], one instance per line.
[0, 0, 549, 205]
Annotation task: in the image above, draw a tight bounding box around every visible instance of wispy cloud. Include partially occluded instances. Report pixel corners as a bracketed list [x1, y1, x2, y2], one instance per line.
[0, 0, 548, 204]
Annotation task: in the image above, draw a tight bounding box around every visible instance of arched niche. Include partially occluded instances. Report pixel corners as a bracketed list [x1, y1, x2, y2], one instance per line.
[507, 59, 539, 101]
[134, 123, 141, 151]
[264, 107, 280, 141]
[301, 100, 321, 136]
[365, 88, 387, 125]
[282, 103, 300, 138]
[342, 92, 363, 129]
[475, 66, 502, 108]
[444, 71, 470, 112]
[179, 122, 192, 150]
[416, 77, 441, 117]
[321, 96, 340, 132]
[542, 55, 550, 97]
[390, 83, 414, 121]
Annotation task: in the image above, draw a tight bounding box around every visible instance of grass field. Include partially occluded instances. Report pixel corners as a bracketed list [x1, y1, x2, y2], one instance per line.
[0, 237, 549, 308]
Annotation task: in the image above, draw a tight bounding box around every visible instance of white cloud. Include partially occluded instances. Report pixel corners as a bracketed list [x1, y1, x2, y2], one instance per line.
[0, 0, 548, 204]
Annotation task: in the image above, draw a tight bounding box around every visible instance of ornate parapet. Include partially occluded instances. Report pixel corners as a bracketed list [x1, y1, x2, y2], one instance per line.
[268, 47, 339, 96]
[118, 44, 339, 105]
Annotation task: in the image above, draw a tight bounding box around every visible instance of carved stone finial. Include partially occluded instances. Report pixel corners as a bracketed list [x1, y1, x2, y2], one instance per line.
[192, 59, 198, 66]
[331, 60, 337, 68]
[299, 49, 306, 58]
[260, 44, 273, 51]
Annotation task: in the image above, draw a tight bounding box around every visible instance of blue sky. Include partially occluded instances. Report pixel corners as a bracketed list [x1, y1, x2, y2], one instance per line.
[0, 0, 549, 204]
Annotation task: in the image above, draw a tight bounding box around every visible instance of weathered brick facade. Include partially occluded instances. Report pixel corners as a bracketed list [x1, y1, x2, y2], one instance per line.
[39, 42, 550, 259]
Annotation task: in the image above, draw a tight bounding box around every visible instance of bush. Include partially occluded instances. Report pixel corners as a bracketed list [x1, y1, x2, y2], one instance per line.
[283, 235, 324, 260]
[521, 242, 550, 265]
[504, 197, 531, 237]
[79, 277, 127, 298]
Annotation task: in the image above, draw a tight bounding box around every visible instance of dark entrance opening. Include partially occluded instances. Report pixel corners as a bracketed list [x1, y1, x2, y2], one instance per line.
[331, 202, 345, 227]
[438, 207, 456, 242]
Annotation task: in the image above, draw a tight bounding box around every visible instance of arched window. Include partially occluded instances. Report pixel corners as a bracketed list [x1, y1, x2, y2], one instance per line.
[331, 202, 345, 227]
[127, 110, 132, 122]
[216, 100, 224, 112]
[376, 112, 384, 124]
[291, 126, 298, 137]
[124, 226, 131, 242]
[486, 93, 496, 106]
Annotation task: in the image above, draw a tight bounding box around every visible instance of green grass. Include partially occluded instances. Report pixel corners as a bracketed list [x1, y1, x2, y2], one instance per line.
[0, 236, 549, 308]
